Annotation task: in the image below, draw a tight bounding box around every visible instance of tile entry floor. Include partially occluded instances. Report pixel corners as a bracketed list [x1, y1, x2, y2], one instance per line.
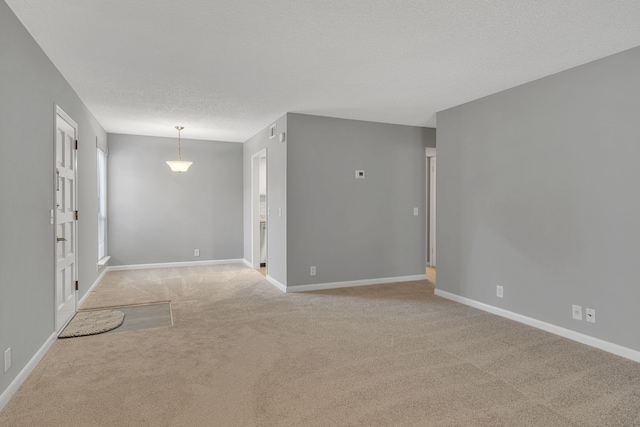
[81, 302, 173, 335]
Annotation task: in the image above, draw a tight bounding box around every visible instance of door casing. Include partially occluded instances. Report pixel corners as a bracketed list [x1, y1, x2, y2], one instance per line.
[425, 147, 436, 267]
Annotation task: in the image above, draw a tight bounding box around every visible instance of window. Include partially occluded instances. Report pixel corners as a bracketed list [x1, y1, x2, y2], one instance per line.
[97, 148, 108, 264]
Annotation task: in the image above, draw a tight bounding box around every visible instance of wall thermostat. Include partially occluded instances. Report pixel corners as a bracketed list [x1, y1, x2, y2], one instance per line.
[355, 170, 365, 179]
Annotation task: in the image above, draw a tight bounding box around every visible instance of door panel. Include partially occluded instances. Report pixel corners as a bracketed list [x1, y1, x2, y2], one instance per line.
[55, 108, 78, 332]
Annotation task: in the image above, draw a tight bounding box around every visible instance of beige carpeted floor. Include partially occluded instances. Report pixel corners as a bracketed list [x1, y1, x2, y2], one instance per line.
[1, 264, 640, 426]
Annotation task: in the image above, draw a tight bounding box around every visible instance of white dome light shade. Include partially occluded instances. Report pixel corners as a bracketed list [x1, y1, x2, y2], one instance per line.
[166, 160, 193, 173]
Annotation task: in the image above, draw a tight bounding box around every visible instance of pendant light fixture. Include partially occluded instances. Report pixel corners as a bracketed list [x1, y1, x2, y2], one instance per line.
[166, 126, 193, 173]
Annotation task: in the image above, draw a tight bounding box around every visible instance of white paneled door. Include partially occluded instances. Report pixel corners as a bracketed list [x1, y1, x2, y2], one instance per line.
[55, 107, 78, 332]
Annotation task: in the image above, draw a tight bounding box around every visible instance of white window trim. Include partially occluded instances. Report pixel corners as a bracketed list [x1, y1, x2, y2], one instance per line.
[97, 143, 109, 270]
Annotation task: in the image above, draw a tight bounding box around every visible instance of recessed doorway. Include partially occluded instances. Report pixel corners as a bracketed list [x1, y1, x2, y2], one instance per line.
[426, 147, 436, 283]
[251, 149, 267, 272]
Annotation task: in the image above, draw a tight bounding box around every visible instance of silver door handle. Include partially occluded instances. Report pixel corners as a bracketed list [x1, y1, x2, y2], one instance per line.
[57, 237, 67, 242]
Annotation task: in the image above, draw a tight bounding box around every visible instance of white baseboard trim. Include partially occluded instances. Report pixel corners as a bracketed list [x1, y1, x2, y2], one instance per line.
[434, 289, 640, 363]
[266, 275, 287, 293]
[0, 331, 57, 413]
[107, 259, 245, 271]
[242, 259, 253, 268]
[287, 274, 427, 293]
[78, 266, 110, 308]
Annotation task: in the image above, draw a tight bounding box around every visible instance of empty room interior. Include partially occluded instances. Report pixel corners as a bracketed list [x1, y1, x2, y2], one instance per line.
[1, 1, 640, 425]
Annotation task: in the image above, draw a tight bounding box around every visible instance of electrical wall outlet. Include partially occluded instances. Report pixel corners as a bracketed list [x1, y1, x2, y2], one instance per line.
[310, 266, 316, 276]
[572, 304, 583, 320]
[194, 249, 200, 257]
[496, 285, 503, 298]
[4, 348, 11, 373]
[413, 207, 419, 216]
[586, 308, 596, 323]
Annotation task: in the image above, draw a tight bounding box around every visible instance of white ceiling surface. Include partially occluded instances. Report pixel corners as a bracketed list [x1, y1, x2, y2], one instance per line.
[6, 1, 640, 142]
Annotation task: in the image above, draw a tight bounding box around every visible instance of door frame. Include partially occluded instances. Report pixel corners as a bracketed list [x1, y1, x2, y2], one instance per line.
[251, 148, 267, 269]
[425, 147, 436, 267]
[54, 105, 79, 332]
[429, 157, 436, 267]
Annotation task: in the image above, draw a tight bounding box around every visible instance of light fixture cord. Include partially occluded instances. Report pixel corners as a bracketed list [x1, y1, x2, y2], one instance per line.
[177, 127, 182, 160]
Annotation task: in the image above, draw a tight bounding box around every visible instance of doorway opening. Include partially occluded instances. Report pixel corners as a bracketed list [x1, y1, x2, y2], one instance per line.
[251, 149, 267, 275]
[426, 148, 436, 284]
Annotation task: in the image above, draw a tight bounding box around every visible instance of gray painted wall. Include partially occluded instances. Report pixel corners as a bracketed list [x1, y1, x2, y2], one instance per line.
[437, 46, 640, 352]
[0, 0, 107, 397]
[287, 114, 435, 287]
[243, 114, 288, 285]
[108, 134, 243, 265]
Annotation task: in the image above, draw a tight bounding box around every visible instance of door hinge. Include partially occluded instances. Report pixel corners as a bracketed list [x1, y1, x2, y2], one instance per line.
[75, 280, 78, 291]
[74, 211, 78, 220]
[75, 140, 78, 150]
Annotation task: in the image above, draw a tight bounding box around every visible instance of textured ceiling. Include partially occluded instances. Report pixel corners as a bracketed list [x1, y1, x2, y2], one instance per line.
[6, 0, 640, 142]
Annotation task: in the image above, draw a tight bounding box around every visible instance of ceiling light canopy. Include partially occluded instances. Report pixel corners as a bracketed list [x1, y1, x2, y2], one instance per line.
[166, 126, 193, 173]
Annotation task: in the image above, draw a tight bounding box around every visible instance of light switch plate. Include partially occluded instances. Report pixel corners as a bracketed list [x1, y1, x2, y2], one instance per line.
[355, 170, 365, 179]
[4, 348, 11, 373]
[586, 308, 595, 323]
